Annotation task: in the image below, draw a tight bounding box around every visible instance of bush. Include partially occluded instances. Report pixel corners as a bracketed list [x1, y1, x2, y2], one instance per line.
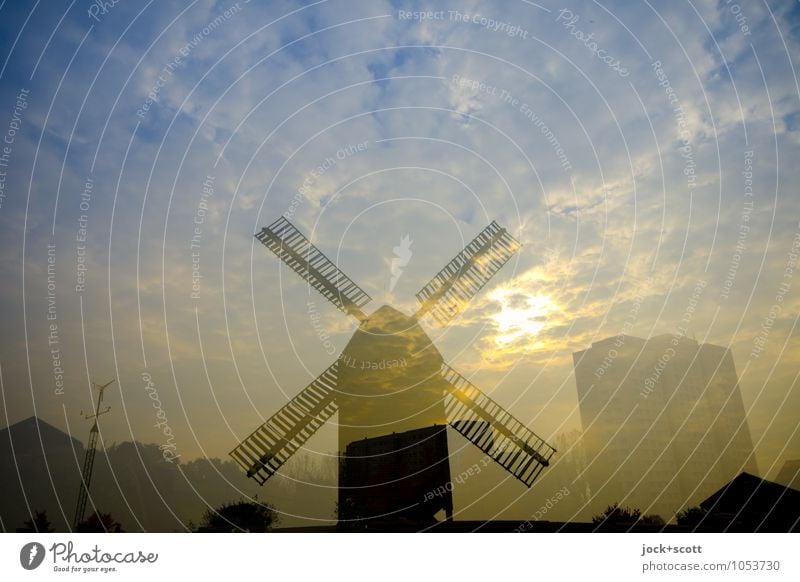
[676, 506, 707, 527]
[592, 503, 664, 528]
[17, 510, 54, 533]
[196, 500, 277, 532]
[76, 512, 122, 533]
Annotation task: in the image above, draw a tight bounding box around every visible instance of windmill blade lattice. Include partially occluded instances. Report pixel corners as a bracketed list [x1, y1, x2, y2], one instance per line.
[256, 216, 372, 321]
[415, 221, 521, 325]
[441, 363, 555, 487]
[230, 362, 339, 485]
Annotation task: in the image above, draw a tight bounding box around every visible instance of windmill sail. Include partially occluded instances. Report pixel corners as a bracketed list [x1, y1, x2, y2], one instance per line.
[256, 217, 372, 321]
[415, 221, 521, 325]
[230, 362, 339, 485]
[441, 363, 555, 487]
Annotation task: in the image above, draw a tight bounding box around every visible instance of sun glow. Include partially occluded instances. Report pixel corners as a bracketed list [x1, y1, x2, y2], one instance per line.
[487, 287, 558, 347]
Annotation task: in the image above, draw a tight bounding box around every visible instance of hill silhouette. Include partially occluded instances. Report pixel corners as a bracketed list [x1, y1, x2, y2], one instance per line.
[0, 417, 336, 532]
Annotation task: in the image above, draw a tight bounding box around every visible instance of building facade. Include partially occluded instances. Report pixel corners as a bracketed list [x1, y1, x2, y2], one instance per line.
[573, 335, 757, 521]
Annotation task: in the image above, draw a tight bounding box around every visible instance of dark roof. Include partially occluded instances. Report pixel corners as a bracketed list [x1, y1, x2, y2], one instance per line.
[701, 472, 799, 508]
[699, 472, 800, 532]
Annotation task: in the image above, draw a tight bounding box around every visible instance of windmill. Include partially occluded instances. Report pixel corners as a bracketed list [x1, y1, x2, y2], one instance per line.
[72, 378, 114, 530]
[231, 217, 556, 523]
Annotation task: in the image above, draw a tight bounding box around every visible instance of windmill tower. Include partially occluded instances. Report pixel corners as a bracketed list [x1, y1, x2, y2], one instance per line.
[231, 217, 556, 524]
[72, 379, 113, 530]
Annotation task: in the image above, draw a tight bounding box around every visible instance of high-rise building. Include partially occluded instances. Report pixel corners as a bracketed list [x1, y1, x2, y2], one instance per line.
[774, 459, 800, 490]
[573, 335, 758, 521]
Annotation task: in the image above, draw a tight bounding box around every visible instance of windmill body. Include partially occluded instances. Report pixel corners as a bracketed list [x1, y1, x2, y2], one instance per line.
[336, 305, 452, 523]
[231, 217, 556, 525]
[336, 305, 448, 451]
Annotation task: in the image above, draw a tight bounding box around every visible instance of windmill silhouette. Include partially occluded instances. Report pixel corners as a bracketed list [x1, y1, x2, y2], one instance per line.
[230, 217, 556, 523]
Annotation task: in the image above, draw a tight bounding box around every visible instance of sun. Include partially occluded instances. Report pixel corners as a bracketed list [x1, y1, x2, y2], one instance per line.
[486, 287, 557, 348]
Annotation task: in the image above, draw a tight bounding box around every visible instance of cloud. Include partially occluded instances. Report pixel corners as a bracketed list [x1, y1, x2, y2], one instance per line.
[0, 0, 797, 484]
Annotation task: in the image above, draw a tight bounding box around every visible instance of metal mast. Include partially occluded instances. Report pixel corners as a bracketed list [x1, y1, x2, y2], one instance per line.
[72, 379, 114, 530]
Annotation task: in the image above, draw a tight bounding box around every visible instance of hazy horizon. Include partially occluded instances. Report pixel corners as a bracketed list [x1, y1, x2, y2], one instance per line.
[1, 0, 799, 527]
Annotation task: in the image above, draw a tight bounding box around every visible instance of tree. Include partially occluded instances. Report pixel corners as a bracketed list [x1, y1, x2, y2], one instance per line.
[593, 503, 641, 525]
[17, 510, 54, 533]
[592, 503, 664, 528]
[640, 513, 666, 526]
[196, 500, 277, 532]
[76, 512, 122, 533]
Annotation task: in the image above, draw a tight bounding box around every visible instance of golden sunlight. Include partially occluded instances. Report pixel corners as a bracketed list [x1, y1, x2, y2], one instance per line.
[486, 286, 558, 347]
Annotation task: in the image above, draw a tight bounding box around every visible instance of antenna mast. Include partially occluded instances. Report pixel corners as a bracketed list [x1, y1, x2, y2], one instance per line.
[72, 378, 114, 530]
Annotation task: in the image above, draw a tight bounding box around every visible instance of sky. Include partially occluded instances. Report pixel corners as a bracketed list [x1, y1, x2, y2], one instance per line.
[0, 0, 799, 498]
